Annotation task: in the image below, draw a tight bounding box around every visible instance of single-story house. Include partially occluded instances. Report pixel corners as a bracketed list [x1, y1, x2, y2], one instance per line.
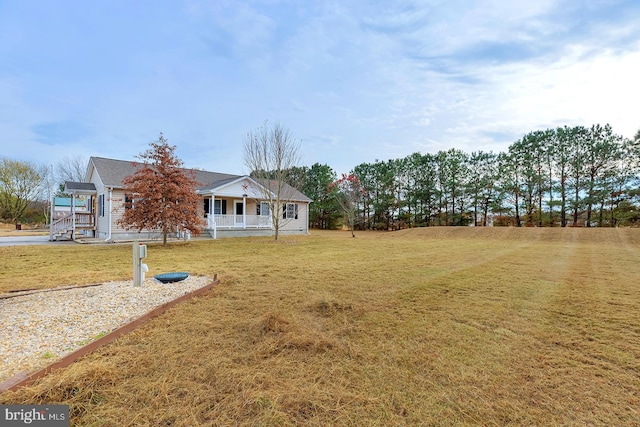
[50, 156, 311, 241]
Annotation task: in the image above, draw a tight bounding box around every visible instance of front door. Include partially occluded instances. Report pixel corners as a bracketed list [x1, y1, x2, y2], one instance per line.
[234, 200, 244, 227]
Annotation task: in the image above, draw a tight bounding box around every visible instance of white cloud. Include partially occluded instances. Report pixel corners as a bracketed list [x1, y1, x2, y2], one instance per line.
[481, 46, 640, 138]
[1, 0, 639, 176]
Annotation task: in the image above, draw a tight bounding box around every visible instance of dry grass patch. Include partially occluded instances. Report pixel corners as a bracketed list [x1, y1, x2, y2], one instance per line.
[2, 228, 640, 425]
[0, 241, 224, 293]
[0, 222, 48, 237]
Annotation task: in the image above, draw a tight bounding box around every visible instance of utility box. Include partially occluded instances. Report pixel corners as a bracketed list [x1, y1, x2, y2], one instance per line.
[133, 242, 148, 287]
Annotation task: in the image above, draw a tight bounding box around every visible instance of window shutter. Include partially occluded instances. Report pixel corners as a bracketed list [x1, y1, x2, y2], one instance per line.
[222, 200, 227, 214]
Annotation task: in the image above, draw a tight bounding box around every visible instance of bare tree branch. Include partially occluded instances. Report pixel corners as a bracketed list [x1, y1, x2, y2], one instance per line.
[243, 122, 301, 240]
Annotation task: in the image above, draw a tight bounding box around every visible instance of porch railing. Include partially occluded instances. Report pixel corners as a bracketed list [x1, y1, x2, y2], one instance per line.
[206, 214, 271, 229]
[49, 212, 95, 240]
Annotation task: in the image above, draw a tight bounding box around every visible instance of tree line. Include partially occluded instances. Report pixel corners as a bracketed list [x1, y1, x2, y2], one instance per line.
[292, 124, 640, 229]
[2, 123, 639, 229]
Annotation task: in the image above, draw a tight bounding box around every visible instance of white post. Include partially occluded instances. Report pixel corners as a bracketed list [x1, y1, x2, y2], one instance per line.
[210, 195, 215, 229]
[133, 241, 141, 287]
[212, 195, 217, 239]
[243, 195, 247, 229]
[71, 193, 76, 240]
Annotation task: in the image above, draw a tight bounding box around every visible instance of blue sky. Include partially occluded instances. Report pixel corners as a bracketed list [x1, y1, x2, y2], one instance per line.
[1, 0, 639, 176]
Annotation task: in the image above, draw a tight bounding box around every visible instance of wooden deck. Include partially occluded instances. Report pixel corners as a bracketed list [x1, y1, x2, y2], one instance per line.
[50, 212, 95, 241]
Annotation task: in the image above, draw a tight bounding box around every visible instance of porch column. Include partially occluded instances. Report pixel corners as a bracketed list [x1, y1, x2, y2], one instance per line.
[211, 195, 216, 239]
[209, 195, 214, 229]
[71, 193, 75, 240]
[242, 194, 247, 229]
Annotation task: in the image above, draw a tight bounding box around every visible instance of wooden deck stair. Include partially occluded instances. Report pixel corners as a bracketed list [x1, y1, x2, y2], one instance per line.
[50, 212, 95, 241]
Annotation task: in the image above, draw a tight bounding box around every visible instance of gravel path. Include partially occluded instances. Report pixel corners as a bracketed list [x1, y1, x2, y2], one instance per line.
[0, 276, 213, 384]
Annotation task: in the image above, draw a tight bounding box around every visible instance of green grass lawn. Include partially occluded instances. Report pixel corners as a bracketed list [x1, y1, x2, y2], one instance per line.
[2, 228, 640, 426]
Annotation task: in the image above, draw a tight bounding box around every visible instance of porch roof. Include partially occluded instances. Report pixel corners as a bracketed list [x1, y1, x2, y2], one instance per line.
[198, 176, 312, 202]
[64, 181, 97, 195]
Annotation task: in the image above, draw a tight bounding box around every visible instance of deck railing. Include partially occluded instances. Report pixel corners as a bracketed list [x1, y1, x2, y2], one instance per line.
[49, 212, 95, 240]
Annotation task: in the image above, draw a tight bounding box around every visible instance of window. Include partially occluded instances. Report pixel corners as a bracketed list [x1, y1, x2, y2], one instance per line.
[283, 203, 298, 219]
[204, 199, 210, 216]
[98, 194, 104, 217]
[214, 199, 227, 215]
[256, 202, 270, 216]
[125, 194, 142, 210]
[125, 194, 134, 210]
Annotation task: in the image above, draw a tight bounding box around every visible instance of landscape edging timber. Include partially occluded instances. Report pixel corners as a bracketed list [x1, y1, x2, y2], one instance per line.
[0, 275, 220, 392]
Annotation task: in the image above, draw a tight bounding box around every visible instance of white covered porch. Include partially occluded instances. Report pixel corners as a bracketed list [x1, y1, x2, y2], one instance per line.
[199, 176, 277, 239]
[203, 195, 272, 239]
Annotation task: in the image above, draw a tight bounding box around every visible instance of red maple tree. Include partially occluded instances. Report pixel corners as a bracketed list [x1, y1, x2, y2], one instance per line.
[118, 134, 204, 245]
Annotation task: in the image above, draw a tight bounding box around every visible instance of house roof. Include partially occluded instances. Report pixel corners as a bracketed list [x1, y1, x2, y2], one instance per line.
[195, 172, 242, 191]
[87, 156, 311, 202]
[88, 157, 240, 190]
[254, 178, 313, 203]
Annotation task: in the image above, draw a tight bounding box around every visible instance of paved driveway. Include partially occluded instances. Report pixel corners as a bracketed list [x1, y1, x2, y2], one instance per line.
[0, 236, 75, 246]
